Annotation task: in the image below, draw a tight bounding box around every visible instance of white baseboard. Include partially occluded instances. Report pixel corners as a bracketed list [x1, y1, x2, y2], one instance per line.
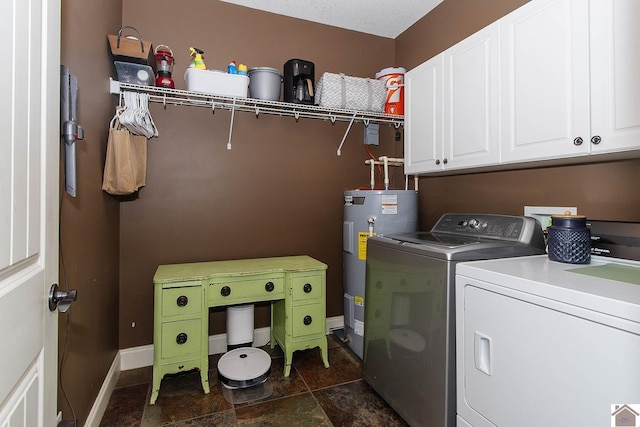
[84, 351, 120, 427]
[119, 315, 344, 371]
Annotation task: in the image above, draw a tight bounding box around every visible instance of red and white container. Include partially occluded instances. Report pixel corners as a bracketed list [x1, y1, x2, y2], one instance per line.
[375, 67, 406, 115]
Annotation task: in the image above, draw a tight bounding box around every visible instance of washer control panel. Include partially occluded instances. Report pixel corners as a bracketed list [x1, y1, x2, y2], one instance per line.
[432, 214, 536, 241]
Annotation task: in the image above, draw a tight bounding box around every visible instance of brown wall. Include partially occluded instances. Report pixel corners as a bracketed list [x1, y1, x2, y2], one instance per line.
[396, 0, 640, 229]
[59, 0, 122, 424]
[57, 0, 640, 422]
[118, 0, 399, 348]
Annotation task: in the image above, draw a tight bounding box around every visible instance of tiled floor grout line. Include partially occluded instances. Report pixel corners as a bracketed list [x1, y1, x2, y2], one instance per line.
[102, 335, 388, 426]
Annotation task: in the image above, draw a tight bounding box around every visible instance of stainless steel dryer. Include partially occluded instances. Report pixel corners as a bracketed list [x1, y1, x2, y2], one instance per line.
[363, 213, 546, 427]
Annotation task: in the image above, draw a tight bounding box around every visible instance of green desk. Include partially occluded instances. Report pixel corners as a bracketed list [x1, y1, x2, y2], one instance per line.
[150, 256, 329, 404]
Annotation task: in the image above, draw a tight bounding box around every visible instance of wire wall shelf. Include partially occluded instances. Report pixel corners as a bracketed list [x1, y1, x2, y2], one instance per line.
[110, 79, 404, 154]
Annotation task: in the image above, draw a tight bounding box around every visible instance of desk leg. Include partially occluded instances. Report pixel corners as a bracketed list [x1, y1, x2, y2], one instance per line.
[320, 336, 330, 369]
[200, 368, 210, 395]
[284, 347, 294, 377]
[270, 301, 275, 350]
[150, 371, 161, 405]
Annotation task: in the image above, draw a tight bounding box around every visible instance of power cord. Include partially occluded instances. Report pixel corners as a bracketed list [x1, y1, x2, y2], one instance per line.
[58, 183, 77, 427]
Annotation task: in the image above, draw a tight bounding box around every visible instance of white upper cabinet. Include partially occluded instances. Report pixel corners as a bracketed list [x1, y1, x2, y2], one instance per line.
[404, 54, 443, 174]
[404, 22, 500, 174]
[404, 0, 640, 175]
[500, 0, 591, 163]
[589, 0, 640, 154]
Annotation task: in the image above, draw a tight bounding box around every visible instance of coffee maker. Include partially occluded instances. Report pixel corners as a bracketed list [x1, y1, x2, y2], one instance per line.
[283, 59, 314, 104]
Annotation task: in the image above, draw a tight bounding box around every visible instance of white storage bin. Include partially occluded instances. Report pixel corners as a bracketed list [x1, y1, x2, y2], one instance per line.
[184, 68, 249, 98]
[315, 72, 386, 112]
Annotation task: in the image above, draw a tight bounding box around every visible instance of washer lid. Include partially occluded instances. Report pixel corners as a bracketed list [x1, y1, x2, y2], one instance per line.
[218, 348, 271, 384]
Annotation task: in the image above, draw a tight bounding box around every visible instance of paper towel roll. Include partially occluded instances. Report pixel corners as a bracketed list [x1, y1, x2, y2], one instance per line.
[227, 304, 254, 346]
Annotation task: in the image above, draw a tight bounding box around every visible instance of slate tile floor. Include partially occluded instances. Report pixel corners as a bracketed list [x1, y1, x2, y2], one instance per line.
[100, 333, 408, 426]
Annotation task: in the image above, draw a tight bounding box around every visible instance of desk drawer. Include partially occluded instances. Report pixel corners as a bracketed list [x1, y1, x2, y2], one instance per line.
[292, 303, 324, 338]
[162, 286, 202, 317]
[209, 276, 284, 305]
[161, 319, 202, 359]
[291, 273, 324, 302]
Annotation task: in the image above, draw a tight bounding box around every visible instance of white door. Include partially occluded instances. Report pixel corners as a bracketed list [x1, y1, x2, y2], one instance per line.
[404, 54, 444, 174]
[589, 0, 640, 154]
[0, 0, 60, 425]
[500, 0, 591, 163]
[443, 21, 500, 170]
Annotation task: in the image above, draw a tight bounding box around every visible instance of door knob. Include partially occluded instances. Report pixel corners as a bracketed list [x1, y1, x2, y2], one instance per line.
[48, 283, 77, 313]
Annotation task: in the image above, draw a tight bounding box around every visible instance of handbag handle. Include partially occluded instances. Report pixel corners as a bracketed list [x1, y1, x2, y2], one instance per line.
[116, 26, 145, 53]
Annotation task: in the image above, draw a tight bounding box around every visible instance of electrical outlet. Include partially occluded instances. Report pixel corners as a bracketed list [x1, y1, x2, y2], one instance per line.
[524, 206, 577, 229]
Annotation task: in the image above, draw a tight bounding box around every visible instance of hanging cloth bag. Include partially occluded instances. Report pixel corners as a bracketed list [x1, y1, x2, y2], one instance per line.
[102, 114, 148, 195]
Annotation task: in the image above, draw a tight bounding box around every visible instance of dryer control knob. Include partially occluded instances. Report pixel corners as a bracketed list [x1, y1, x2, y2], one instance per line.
[468, 219, 481, 229]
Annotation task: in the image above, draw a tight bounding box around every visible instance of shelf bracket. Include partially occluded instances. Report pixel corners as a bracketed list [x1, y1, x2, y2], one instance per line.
[336, 113, 357, 156]
[227, 99, 236, 150]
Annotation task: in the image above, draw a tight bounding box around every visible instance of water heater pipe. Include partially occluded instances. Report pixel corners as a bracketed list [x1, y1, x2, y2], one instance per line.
[378, 156, 404, 190]
[368, 217, 375, 236]
[369, 160, 375, 189]
[364, 157, 404, 190]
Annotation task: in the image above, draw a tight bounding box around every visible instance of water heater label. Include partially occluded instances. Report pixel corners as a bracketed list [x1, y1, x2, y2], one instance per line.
[358, 232, 375, 260]
[354, 295, 364, 307]
[381, 195, 398, 214]
[354, 319, 364, 337]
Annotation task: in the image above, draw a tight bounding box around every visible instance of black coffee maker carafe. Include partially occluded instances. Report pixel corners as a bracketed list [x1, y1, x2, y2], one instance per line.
[283, 59, 314, 104]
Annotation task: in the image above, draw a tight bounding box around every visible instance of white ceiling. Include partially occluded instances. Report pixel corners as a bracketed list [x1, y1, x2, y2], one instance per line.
[219, 0, 444, 39]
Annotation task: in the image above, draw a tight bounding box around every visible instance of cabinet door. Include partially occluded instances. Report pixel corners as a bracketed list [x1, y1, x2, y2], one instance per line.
[458, 283, 640, 427]
[500, 0, 591, 163]
[589, 0, 640, 154]
[443, 22, 500, 170]
[404, 54, 443, 174]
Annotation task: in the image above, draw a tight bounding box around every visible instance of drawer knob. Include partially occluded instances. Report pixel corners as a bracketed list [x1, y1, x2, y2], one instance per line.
[591, 135, 602, 145]
[220, 286, 231, 297]
[303, 315, 312, 325]
[176, 333, 188, 345]
[303, 283, 312, 293]
[265, 281, 275, 292]
[176, 295, 188, 307]
[573, 137, 583, 146]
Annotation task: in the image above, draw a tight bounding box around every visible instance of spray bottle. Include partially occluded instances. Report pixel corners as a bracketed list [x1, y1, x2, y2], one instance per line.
[188, 47, 206, 70]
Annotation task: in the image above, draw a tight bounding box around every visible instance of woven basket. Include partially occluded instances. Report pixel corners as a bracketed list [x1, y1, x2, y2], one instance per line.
[548, 227, 591, 264]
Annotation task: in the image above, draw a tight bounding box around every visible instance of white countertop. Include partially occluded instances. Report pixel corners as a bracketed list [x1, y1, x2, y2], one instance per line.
[456, 255, 640, 324]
